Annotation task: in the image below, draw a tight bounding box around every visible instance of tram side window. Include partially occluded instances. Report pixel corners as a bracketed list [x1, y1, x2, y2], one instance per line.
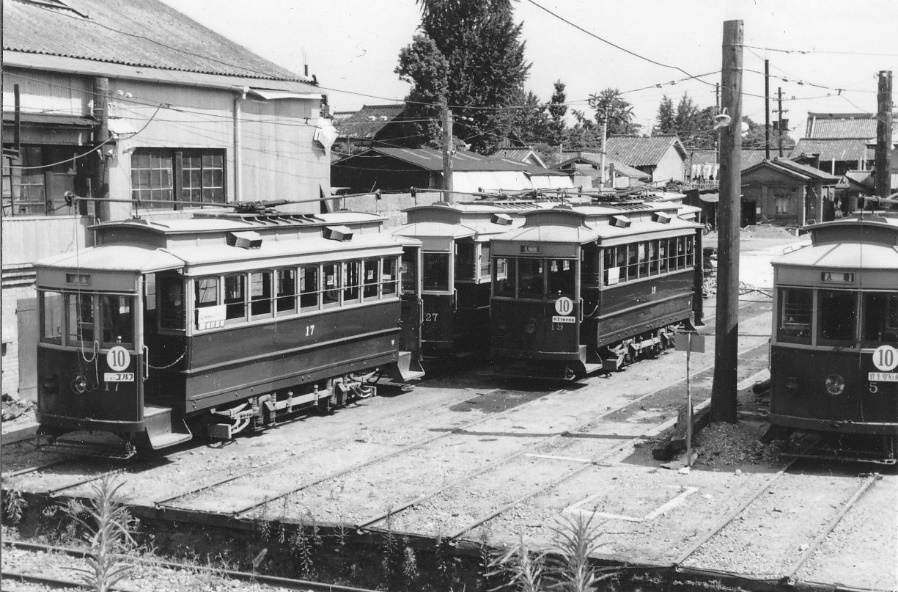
[224, 274, 246, 322]
[363, 259, 380, 300]
[383, 257, 398, 296]
[518, 258, 544, 299]
[494, 257, 515, 297]
[479, 245, 491, 280]
[637, 243, 649, 277]
[659, 241, 669, 273]
[300, 265, 320, 311]
[423, 252, 450, 291]
[343, 261, 361, 304]
[818, 290, 857, 343]
[626, 245, 638, 280]
[862, 292, 898, 343]
[66, 293, 95, 344]
[603, 247, 621, 285]
[455, 241, 475, 282]
[100, 295, 134, 345]
[276, 268, 297, 314]
[41, 291, 63, 344]
[778, 288, 812, 343]
[159, 274, 185, 330]
[193, 277, 220, 330]
[322, 263, 340, 308]
[250, 271, 272, 318]
[548, 259, 575, 298]
[401, 248, 418, 295]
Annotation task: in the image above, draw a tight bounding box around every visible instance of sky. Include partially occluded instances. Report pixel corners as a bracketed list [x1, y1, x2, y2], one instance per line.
[162, 0, 897, 140]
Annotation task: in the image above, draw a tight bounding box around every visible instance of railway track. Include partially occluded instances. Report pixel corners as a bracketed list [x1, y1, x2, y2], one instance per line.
[1, 539, 380, 592]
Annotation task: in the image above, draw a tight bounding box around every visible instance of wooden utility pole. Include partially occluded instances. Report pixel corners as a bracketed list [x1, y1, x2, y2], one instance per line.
[764, 59, 770, 160]
[777, 88, 784, 157]
[875, 71, 893, 200]
[711, 20, 743, 424]
[599, 112, 608, 187]
[442, 106, 454, 204]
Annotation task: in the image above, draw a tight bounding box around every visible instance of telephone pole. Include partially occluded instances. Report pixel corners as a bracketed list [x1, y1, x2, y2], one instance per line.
[764, 59, 770, 160]
[875, 71, 893, 200]
[776, 88, 784, 157]
[711, 20, 743, 424]
[442, 106, 454, 204]
[599, 112, 608, 187]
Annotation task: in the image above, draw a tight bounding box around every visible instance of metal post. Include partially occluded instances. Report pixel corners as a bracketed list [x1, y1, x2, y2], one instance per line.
[711, 20, 743, 424]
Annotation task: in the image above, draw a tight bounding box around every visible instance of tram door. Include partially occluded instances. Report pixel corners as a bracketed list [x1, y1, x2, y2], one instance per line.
[141, 270, 187, 406]
[399, 246, 423, 359]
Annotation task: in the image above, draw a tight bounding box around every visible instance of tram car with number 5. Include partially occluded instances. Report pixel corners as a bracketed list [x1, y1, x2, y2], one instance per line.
[769, 212, 898, 461]
[35, 205, 424, 455]
[489, 199, 704, 379]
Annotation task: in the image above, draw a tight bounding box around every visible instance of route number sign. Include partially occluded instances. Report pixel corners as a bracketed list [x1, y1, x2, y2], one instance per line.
[106, 346, 131, 372]
[872, 345, 898, 372]
[554, 297, 574, 316]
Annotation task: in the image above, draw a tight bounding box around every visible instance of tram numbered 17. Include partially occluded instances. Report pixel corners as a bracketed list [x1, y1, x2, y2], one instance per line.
[35, 206, 424, 456]
[769, 213, 898, 462]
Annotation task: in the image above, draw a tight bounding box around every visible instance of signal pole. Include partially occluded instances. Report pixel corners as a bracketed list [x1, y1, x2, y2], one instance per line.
[442, 106, 454, 204]
[711, 20, 743, 424]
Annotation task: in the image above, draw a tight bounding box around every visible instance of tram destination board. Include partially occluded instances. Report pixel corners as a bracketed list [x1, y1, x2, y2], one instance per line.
[868, 372, 898, 382]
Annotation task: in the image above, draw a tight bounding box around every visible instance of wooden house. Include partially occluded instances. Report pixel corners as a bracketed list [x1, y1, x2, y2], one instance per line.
[741, 157, 839, 227]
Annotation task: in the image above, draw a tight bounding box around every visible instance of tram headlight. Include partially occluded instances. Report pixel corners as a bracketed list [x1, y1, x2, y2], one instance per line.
[824, 374, 845, 396]
[524, 318, 537, 334]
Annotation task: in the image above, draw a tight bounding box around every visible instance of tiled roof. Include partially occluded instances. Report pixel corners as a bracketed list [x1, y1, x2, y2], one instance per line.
[688, 149, 767, 169]
[604, 135, 686, 167]
[336, 104, 406, 139]
[790, 138, 872, 162]
[556, 152, 649, 179]
[805, 113, 878, 139]
[744, 157, 840, 182]
[4, 0, 308, 82]
[334, 147, 534, 172]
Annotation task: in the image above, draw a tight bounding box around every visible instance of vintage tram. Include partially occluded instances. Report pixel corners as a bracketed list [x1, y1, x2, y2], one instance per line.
[489, 199, 703, 379]
[769, 213, 898, 461]
[35, 206, 424, 455]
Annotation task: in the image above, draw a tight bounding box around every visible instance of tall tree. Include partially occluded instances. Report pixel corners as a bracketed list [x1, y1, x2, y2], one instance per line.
[655, 95, 675, 135]
[587, 88, 639, 135]
[742, 116, 796, 152]
[395, 0, 531, 153]
[654, 92, 716, 149]
[507, 89, 550, 145]
[546, 80, 568, 147]
[395, 35, 449, 147]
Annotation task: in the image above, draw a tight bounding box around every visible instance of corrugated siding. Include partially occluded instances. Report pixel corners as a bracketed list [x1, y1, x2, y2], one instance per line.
[2, 68, 90, 116]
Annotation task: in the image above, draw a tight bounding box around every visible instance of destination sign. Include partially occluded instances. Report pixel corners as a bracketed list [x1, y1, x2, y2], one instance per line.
[104, 372, 135, 382]
[868, 372, 898, 383]
[820, 271, 855, 284]
[552, 316, 576, 324]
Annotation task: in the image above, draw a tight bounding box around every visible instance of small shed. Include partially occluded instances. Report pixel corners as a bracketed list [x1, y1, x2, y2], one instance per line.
[741, 158, 840, 227]
[604, 135, 688, 183]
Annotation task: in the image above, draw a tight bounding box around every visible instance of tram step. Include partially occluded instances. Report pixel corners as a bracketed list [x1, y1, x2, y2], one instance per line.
[390, 351, 426, 382]
[144, 405, 193, 450]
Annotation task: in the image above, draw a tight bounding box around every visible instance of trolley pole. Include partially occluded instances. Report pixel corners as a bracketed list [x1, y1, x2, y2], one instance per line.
[442, 106, 454, 205]
[875, 71, 893, 200]
[711, 20, 743, 424]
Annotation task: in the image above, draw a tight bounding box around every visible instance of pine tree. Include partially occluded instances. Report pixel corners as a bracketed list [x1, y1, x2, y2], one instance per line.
[547, 80, 568, 147]
[655, 95, 675, 135]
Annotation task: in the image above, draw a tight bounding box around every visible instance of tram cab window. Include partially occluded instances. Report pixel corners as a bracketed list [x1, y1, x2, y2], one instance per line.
[250, 271, 272, 318]
[383, 257, 398, 296]
[100, 295, 134, 345]
[862, 292, 898, 343]
[778, 288, 812, 343]
[493, 257, 514, 297]
[276, 269, 297, 314]
[343, 261, 361, 304]
[818, 290, 857, 344]
[322, 263, 340, 308]
[66, 293, 95, 344]
[423, 253, 450, 291]
[518, 258, 544, 299]
[401, 248, 418, 295]
[224, 274, 246, 322]
[547, 259, 575, 298]
[41, 291, 63, 344]
[300, 265, 320, 311]
[455, 241, 475, 282]
[479, 245, 491, 280]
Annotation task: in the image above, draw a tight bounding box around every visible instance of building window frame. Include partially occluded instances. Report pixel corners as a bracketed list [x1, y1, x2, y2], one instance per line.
[131, 148, 226, 209]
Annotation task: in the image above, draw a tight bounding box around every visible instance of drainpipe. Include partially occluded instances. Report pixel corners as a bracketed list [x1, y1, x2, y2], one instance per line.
[233, 87, 248, 202]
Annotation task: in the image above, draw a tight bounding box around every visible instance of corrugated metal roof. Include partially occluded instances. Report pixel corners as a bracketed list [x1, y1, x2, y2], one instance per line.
[5, 0, 309, 82]
[336, 104, 406, 139]
[604, 135, 686, 167]
[790, 139, 872, 162]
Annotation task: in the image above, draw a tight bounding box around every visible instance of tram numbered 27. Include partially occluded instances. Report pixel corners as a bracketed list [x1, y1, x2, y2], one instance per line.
[489, 201, 704, 380]
[769, 213, 898, 462]
[35, 206, 425, 456]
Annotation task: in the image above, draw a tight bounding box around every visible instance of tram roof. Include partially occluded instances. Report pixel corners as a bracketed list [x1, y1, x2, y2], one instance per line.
[773, 241, 898, 270]
[92, 211, 386, 236]
[35, 245, 185, 274]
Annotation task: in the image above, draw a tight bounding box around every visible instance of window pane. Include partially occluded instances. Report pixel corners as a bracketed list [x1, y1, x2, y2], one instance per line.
[195, 278, 219, 307]
[863, 292, 898, 343]
[322, 263, 340, 307]
[518, 258, 544, 299]
[100, 295, 133, 345]
[401, 248, 418, 294]
[423, 253, 450, 291]
[494, 258, 514, 297]
[41, 291, 63, 344]
[778, 288, 812, 343]
[363, 259, 379, 299]
[818, 290, 857, 343]
[276, 268, 297, 314]
[131, 149, 173, 209]
[159, 275, 185, 330]
[480, 244, 491, 279]
[224, 274, 246, 320]
[382, 257, 398, 296]
[300, 266, 320, 310]
[455, 241, 475, 281]
[250, 271, 272, 317]
[343, 261, 361, 303]
[547, 259, 575, 298]
[66, 293, 94, 343]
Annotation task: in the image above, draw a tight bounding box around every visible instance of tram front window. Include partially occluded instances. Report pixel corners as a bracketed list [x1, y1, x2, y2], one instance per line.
[66, 293, 95, 344]
[100, 295, 134, 345]
[778, 288, 812, 343]
[518, 258, 544, 299]
[547, 259, 575, 298]
[818, 290, 857, 343]
[41, 291, 63, 344]
[494, 258, 514, 297]
[862, 292, 898, 343]
[423, 252, 450, 291]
